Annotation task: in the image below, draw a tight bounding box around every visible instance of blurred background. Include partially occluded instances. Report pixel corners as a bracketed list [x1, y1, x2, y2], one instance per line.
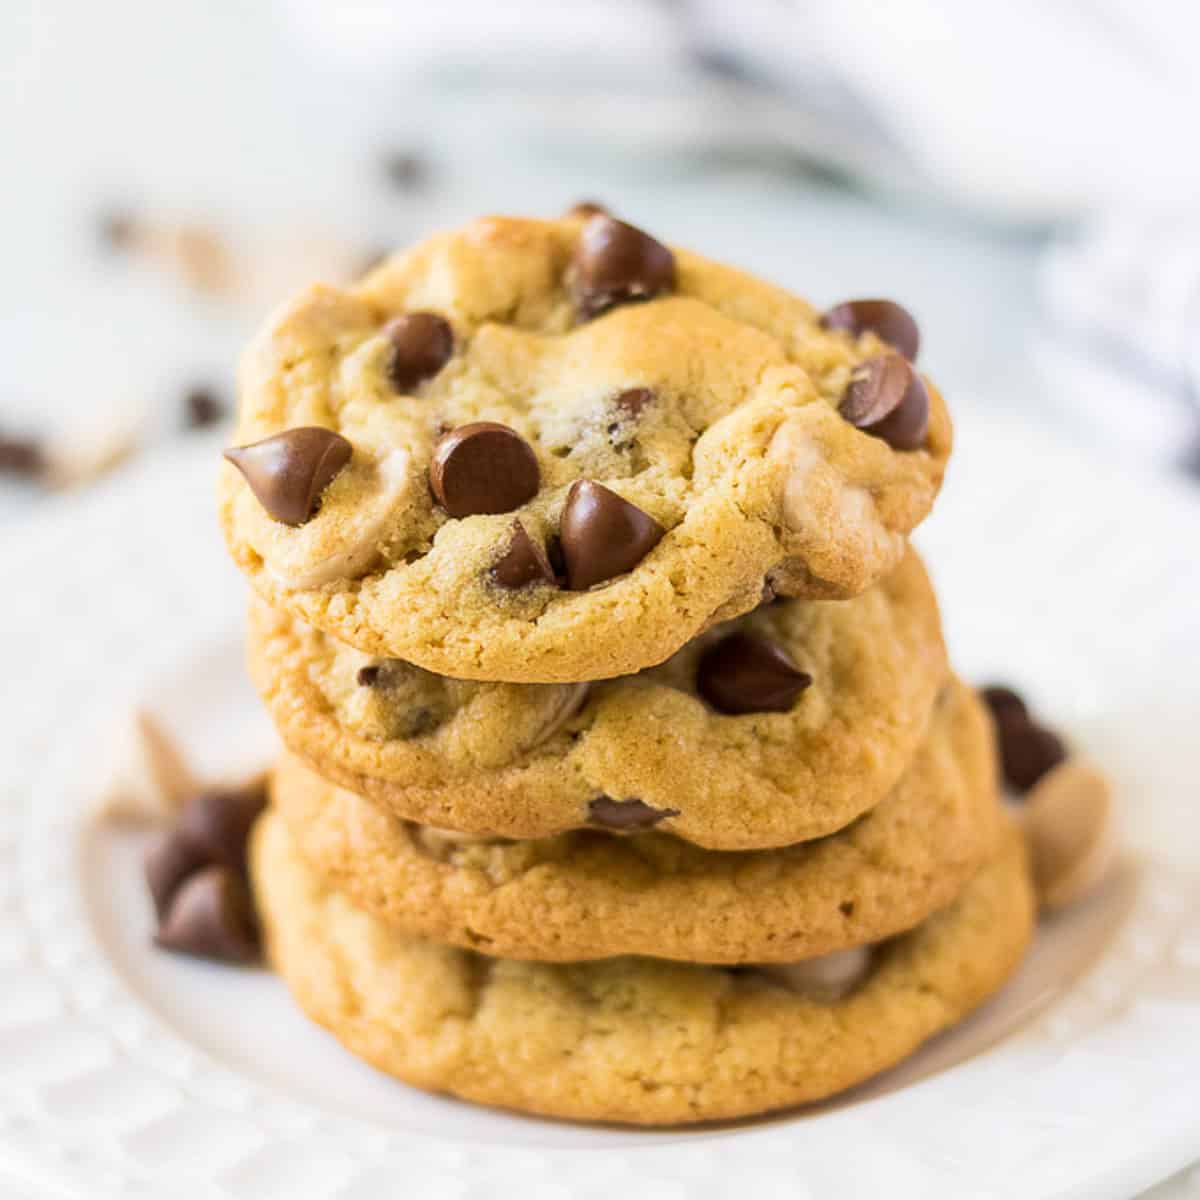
[5, 0, 1200, 509]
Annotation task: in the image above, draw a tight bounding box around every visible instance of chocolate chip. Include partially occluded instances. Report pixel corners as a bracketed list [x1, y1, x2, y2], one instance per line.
[357, 665, 381, 686]
[587, 796, 679, 831]
[980, 683, 1068, 792]
[572, 216, 675, 319]
[559, 480, 665, 590]
[381, 150, 429, 192]
[0, 431, 46, 478]
[183, 385, 225, 430]
[821, 299, 920, 362]
[839, 354, 929, 451]
[697, 633, 813, 715]
[545, 534, 567, 581]
[223, 427, 352, 526]
[429, 422, 540, 518]
[566, 200, 608, 219]
[384, 312, 454, 392]
[998, 720, 1068, 793]
[144, 829, 208, 921]
[98, 208, 137, 250]
[491, 521, 557, 589]
[175, 781, 267, 878]
[154, 865, 260, 964]
[613, 387, 653, 420]
[981, 685, 1029, 726]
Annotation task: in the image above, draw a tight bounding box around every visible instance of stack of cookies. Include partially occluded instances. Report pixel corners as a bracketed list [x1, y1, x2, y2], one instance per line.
[218, 209, 1036, 1125]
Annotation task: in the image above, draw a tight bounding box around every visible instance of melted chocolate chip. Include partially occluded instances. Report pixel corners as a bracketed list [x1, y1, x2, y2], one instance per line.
[697, 633, 813, 715]
[572, 216, 675, 319]
[429, 423, 540, 518]
[491, 521, 557, 589]
[154, 865, 260, 964]
[821, 299, 920, 361]
[384, 312, 454, 392]
[144, 829, 208, 921]
[175, 781, 267, 878]
[587, 796, 679, 831]
[840, 354, 930, 450]
[223, 427, 352, 526]
[559, 480, 664, 590]
[356, 665, 381, 686]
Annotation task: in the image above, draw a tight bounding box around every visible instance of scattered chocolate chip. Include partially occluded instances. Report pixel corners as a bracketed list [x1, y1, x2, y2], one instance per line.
[572, 215, 675, 319]
[98, 208, 137, 250]
[384, 312, 454, 392]
[565, 200, 609, 219]
[697, 633, 813, 715]
[183, 385, 225, 430]
[559, 480, 665, 590]
[821, 299, 920, 362]
[154, 865, 260, 964]
[429, 422, 540, 518]
[357, 665, 382, 686]
[144, 829, 208, 921]
[587, 796, 679, 831]
[223, 427, 352, 526]
[981, 683, 1068, 793]
[381, 150, 430, 192]
[839, 354, 929, 450]
[980, 685, 1029, 726]
[0, 431, 46, 478]
[491, 521, 557, 589]
[175, 782, 268, 878]
[999, 721, 1068, 793]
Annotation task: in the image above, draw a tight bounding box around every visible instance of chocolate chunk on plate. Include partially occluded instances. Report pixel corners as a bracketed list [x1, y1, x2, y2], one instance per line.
[154, 865, 260, 965]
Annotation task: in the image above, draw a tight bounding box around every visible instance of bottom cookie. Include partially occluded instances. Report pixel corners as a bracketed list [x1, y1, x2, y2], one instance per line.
[252, 813, 1035, 1125]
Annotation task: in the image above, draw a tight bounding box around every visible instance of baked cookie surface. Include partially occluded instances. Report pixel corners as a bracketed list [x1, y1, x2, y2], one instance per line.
[220, 212, 951, 682]
[252, 813, 1033, 1125]
[270, 678, 1000, 963]
[249, 548, 947, 849]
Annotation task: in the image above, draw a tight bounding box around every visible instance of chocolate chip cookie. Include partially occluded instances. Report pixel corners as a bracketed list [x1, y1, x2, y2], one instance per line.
[251, 811, 1033, 1125]
[247, 547, 947, 850]
[220, 212, 952, 682]
[268, 678, 1000, 963]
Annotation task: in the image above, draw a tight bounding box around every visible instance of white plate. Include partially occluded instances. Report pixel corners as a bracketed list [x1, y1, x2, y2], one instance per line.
[1, 415, 1198, 1200]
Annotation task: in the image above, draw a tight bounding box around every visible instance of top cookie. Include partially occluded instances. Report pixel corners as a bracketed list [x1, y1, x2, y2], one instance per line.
[220, 210, 952, 682]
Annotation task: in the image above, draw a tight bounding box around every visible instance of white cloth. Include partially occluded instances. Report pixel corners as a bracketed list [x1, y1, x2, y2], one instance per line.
[282, 0, 1200, 474]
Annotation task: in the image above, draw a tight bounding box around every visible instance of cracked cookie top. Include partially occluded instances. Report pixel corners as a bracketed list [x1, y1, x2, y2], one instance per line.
[220, 211, 952, 682]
